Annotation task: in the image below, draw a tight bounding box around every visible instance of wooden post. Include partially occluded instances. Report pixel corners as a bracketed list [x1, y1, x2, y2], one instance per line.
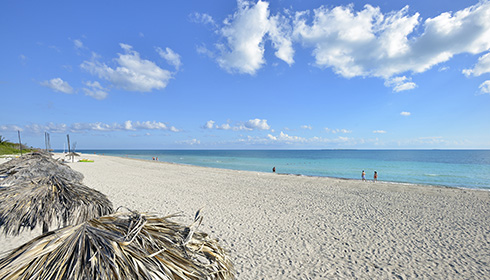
[67, 134, 71, 154]
[18, 130, 22, 156]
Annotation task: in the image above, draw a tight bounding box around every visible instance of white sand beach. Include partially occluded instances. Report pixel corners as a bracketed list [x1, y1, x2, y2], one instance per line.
[1, 153, 490, 279]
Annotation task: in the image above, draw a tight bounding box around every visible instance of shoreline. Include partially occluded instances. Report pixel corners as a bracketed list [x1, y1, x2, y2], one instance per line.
[90, 152, 490, 192]
[1, 153, 490, 278]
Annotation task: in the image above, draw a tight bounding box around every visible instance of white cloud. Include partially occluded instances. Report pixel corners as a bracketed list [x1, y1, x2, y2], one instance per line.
[297, 2, 490, 76]
[290, 2, 490, 89]
[196, 44, 215, 58]
[267, 131, 306, 143]
[190, 12, 217, 27]
[325, 127, 352, 134]
[204, 120, 216, 129]
[216, 0, 293, 74]
[301, 125, 312, 130]
[73, 39, 84, 49]
[19, 54, 27, 65]
[384, 76, 417, 92]
[156, 47, 182, 70]
[70, 121, 180, 132]
[217, 0, 270, 74]
[82, 81, 109, 100]
[218, 123, 232, 130]
[463, 52, 490, 77]
[0, 124, 23, 132]
[244, 118, 270, 130]
[265, 131, 359, 145]
[373, 130, 387, 134]
[41, 78, 74, 94]
[479, 80, 490, 94]
[24, 123, 68, 134]
[178, 139, 201, 145]
[81, 44, 172, 92]
[203, 118, 271, 131]
[400, 111, 411, 116]
[268, 13, 294, 65]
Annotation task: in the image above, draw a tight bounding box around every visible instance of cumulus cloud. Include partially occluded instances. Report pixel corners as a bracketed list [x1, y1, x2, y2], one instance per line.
[216, 0, 293, 74]
[384, 76, 417, 92]
[178, 139, 201, 145]
[373, 130, 387, 134]
[479, 80, 490, 94]
[203, 120, 216, 129]
[204, 1, 490, 91]
[244, 118, 270, 130]
[463, 52, 490, 77]
[294, 1, 490, 86]
[190, 12, 217, 27]
[325, 127, 352, 134]
[203, 119, 271, 131]
[264, 131, 359, 145]
[25, 123, 68, 134]
[156, 47, 182, 70]
[82, 81, 109, 100]
[2, 121, 181, 135]
[0, 124, 23, 132]
[70, 121, 181, 132]
[73, 39, 84, 49]
[267, 131, 305, 142]
[400, 111, 411, 116]
[217, 0, 270, 74]
[301, 125, 312, 130]
[81, 44, 173, 92]
[69, 121, 180, 132]
[41, 78, 74, 94]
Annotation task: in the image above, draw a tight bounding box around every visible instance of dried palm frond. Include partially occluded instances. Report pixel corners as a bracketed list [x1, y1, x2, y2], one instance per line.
[0, 211, 235, 280]
[0, 175, 113, 235]
[0, 152, 83, 186]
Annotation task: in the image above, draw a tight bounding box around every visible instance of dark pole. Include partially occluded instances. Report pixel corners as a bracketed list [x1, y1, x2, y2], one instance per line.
[67, 134, 71, 154]
[18, 130, 22, 156]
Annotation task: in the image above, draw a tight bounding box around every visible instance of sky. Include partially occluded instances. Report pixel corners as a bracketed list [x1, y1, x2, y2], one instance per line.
[1, 0, 490, 149]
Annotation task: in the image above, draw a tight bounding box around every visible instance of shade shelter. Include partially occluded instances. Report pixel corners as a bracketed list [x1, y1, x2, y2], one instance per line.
[0, 211, 235, 280]
[0, 175, 113, 235]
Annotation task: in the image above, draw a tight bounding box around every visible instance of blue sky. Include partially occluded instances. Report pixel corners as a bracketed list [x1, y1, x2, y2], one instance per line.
[1, 0, 490, 149]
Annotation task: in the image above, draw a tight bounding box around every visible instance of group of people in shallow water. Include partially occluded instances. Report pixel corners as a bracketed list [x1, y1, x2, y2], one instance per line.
[362, 170, 377, 182]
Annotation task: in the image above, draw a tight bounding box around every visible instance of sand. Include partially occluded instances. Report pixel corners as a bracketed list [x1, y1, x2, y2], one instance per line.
[1, 153, 490, 279]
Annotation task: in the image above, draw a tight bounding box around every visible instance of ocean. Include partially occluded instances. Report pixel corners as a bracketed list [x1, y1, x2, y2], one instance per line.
[72, 149, 490, 190]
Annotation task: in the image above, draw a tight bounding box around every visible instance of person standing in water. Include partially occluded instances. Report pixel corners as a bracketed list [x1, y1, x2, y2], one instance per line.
[374, 171, 378, 182]
[362, 170, 366, 181]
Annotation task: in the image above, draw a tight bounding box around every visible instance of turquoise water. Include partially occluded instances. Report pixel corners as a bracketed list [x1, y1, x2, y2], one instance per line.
[72, 150, 490, 190]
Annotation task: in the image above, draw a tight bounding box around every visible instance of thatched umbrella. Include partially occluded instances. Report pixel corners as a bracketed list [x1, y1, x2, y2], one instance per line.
[65, 151, 80, 163]
[0, 152, 84, 186]
[0, 175, 113, 235]
[0, 211, 235, 280]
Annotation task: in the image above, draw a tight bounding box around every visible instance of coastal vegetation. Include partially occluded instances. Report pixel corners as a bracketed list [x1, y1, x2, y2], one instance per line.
[0, 135, 35, 155]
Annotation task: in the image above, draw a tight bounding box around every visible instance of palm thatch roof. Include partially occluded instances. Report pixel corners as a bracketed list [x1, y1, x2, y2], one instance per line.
[0, 175, 113, 235]
[0, 211, 235, 280]
[0, 152, 84, 186]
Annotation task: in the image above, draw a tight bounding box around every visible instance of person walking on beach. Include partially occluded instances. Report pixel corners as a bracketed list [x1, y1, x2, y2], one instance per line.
[362, 170, 366, 181]
[374, 171, 378, 182]
[272, 167, 276, 173]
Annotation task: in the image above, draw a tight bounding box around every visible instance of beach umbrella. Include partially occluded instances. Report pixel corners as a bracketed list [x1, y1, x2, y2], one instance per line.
[0, 210, 235, 280]
[0, 175, 113, 235]
[65, 152, 80, 163]
[0, 152, 84, 186]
